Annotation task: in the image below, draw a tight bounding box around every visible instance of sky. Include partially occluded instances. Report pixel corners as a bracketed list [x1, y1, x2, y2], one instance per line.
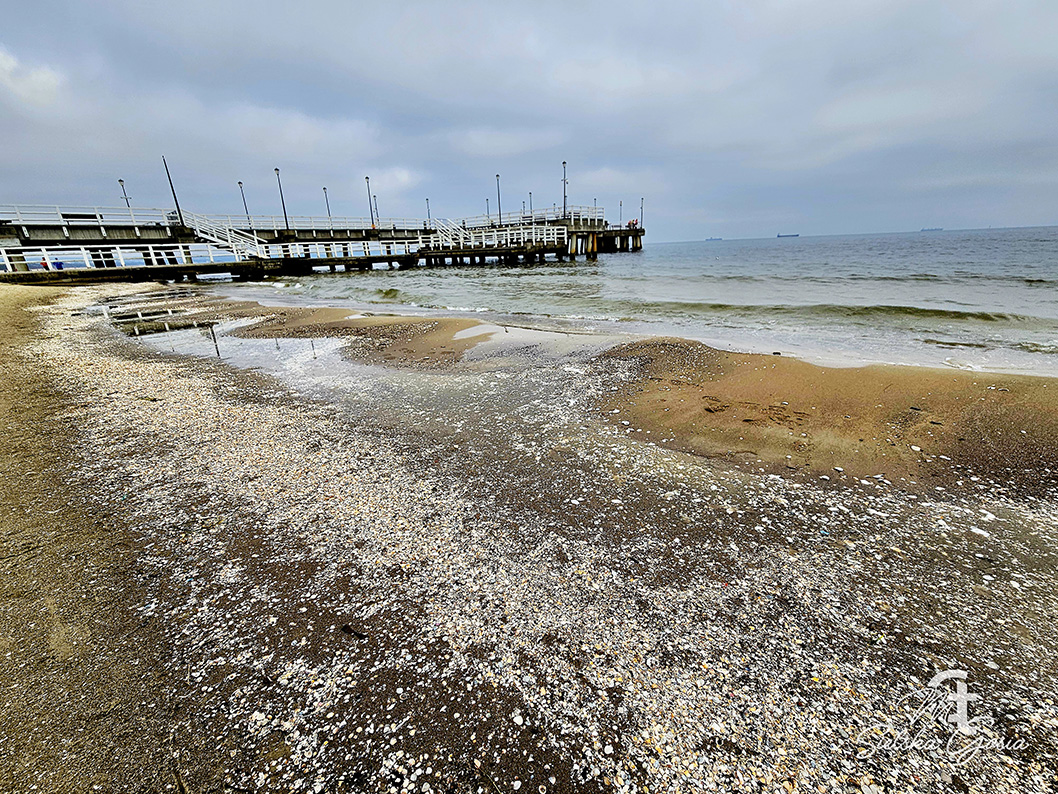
[1, 1, 1057, 242]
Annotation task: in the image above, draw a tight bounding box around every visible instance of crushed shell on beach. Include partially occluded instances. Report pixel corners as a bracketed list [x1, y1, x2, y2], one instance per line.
[24, 285, 1058, 793]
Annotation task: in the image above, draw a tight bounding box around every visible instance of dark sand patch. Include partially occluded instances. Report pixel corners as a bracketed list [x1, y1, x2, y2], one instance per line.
[600, 337, 1058, 493]
[0, 285, 226, 792]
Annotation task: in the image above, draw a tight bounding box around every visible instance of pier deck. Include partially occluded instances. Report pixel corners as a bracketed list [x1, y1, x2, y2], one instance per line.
[0, 204, 644, 284]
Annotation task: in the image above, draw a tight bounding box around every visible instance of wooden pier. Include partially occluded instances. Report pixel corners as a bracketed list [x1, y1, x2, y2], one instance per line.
[0, 204, 645, 284]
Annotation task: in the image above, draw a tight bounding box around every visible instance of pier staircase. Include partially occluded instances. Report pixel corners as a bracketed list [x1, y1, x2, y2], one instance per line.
[182, 212, 265, 260]
[431, 219, 471, 248]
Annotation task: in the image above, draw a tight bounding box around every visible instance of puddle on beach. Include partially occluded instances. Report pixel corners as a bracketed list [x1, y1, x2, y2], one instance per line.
[131, 313, 663, 482]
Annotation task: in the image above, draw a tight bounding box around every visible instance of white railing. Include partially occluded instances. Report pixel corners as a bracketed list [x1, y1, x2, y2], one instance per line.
[0, 204, 428, 232]
[425, 222, 566, 250]
[456, 205, 604, 229]
[431, 219, 470, 247]
[0, 242, 241, 271]
[182, 211, 266, 260]
[197, 208, 599, 233]
[1, 223, 571, 273]
[0, 203, 605, 233]
[203, 213, 431, 233]
[257, 237, 429, 260]
[0, 240, 419, 272]
[0, 235, 448, 272]
[0, 204, 175, 227]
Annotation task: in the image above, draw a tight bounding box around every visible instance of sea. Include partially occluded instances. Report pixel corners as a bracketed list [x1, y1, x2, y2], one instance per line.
[215, 225, 1058, 377]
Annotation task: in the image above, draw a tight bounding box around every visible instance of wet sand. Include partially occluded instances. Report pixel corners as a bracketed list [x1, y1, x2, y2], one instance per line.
[598, 338, 1058, 494]
[3, 284, 1058, 793]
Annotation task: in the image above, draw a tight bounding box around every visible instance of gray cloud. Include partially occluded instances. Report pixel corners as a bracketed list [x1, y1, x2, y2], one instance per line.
[1, 1, 1056, 240]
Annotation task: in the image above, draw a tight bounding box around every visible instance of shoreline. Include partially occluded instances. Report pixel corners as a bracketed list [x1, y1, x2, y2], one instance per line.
[3, 283, 1057, 792]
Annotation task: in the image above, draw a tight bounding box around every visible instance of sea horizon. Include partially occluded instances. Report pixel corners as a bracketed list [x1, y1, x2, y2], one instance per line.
[650, 222, 1056, 245]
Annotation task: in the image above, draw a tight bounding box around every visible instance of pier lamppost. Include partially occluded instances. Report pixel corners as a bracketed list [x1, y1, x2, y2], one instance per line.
[365, 176, 375, 227]
[238, 181, 253, 230]
[640, 197, 644, 226]
[323, 186, 331, 218]
[118, 179, 131, 208]
[486, 197, 490, 224]
[561, 161, 568, 219]
[426, 198, 431, 225]
[496, 174, 502, 226]
[619, 200, 623, 224]
[529, 191, 533, 220]
[373, 195, 380, 227]
[161, 156, 183, 226]
[274, 168, 289, 231]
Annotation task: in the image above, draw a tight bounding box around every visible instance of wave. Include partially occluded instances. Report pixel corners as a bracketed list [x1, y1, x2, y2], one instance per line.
[633, 300, 1047, 325]
[1023, 278, 1058, 286]
[352, 289, 1054, 329]
[920, 338, 992, 349]
[1014, 341, 1058, 355]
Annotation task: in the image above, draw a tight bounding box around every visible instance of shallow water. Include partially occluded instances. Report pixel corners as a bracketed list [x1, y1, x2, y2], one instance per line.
[215, 225, 1058, 375]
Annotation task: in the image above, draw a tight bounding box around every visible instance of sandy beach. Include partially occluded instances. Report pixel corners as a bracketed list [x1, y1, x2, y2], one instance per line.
[2, 284, 1057, 793]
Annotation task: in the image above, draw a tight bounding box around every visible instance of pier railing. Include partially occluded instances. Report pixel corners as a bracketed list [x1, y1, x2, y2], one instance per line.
[0, 204, 426, 232]
[456, 205, 603, 229]
[0, 203, 604, 233]
[0, 223, 568, 272]
[429, 220, 566, 249]
[0, 204, 174, 227]
[204, 213, 428, 233]
[0, 242, 242, 270]
[0, 239, 426, 271]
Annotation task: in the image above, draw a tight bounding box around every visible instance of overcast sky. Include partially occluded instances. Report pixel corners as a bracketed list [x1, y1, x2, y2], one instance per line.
[2, 1, 1056, 241]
